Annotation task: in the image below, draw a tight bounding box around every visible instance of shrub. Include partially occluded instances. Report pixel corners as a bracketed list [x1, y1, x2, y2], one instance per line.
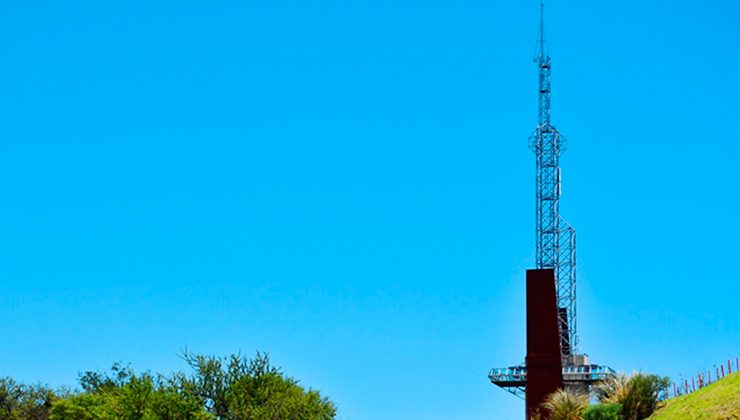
[582, 403, 623, 420]
[621, 374, 669, 420]
[594, 373, 669, 420]
[542, 389, 589, 420]
[594, 374, 630, 405]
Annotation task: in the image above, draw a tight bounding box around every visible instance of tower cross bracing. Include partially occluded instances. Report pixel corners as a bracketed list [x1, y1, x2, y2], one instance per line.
[528, 1, 577, 355]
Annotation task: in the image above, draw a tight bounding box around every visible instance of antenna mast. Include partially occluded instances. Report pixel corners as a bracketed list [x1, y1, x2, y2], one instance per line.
[528, 1, 578, 356]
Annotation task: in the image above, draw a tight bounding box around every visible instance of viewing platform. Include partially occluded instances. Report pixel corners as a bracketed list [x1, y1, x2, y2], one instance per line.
[489, 356, 616, 398]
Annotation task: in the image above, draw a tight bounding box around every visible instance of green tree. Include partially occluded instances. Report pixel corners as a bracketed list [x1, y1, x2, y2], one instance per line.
[3, 352, 336, 420]
[176, 351, 336, 420]
[0, 377, 55, 420]
[50, 364, 210, 420]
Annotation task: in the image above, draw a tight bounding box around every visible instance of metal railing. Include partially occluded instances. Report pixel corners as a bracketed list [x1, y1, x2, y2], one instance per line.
[489, 364, 616, 385]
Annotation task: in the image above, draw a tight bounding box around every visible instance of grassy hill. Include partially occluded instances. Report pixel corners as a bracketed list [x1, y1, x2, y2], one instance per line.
[649, 371, 740, 419]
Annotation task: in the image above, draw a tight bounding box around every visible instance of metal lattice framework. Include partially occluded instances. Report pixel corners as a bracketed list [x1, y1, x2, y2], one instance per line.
[527, 2, 578, 356]
[488, 4, 615, 400]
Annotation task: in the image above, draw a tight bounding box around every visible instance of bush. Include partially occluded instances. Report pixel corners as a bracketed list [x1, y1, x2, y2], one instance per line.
[582, 403, 623, 420]
[542, 389, 589, 420]
[594, 373, 669, 420]
[621, 374, 669, 420]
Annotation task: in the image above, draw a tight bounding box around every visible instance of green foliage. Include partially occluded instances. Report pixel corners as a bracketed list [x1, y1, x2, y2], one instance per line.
[0, 377, 55, 420]
[582, 403, 623, 420]
[543, 389, 589, 420]
[621, 374, 669, 420]
[649, 371, 740, 419]
[595, 373, 669, 420]
[176, 350, 336, 420]
[0, 352, 335, 420]
[50, 364, 210, 420]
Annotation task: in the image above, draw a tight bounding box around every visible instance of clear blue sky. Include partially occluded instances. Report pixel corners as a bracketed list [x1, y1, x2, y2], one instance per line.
[0, 1, 738, 419]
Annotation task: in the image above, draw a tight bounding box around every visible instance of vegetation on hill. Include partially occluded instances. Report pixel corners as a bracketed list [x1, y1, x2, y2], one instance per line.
[544, 371, 740, 419]
[649, 371, 740, 420]
[542, 373, 669, 420]
[594, 373, 669, 420]
[0, 352, 336, 420]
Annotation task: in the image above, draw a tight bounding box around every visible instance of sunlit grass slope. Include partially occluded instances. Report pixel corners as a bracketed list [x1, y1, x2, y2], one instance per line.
[649, 371, 740, 419]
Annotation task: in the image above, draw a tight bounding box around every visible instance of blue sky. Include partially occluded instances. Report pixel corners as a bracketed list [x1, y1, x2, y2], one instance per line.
[0, 1, 738, 419]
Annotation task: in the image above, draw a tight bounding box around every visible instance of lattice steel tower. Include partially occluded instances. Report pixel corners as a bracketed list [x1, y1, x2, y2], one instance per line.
[488, 3, 614, 400]
[528, 1, 577, 356]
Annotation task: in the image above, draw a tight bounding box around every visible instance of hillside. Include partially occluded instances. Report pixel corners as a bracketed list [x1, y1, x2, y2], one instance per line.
[649, 371, 740, 419]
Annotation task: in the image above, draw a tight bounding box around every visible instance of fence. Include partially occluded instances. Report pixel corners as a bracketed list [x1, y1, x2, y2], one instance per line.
[662, 356, 739, 400]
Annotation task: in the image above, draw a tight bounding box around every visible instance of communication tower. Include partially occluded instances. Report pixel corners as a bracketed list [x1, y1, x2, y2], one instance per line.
[488, 2, 614, 400]
[529, 0, 577, 356]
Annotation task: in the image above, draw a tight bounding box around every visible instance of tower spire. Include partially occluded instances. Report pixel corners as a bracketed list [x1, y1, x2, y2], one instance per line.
[537, 0, 547, 62]
[535, 0, 552, 130]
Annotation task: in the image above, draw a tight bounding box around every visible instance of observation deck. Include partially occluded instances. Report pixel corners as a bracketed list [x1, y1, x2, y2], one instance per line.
[489, 355, 615, 398]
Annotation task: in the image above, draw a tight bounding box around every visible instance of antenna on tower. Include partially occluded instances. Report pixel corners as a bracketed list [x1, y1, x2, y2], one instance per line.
[535, 0, 548, 62]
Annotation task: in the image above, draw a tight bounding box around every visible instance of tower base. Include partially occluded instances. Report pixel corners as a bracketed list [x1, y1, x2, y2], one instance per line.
[525, 269, 563, 419]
